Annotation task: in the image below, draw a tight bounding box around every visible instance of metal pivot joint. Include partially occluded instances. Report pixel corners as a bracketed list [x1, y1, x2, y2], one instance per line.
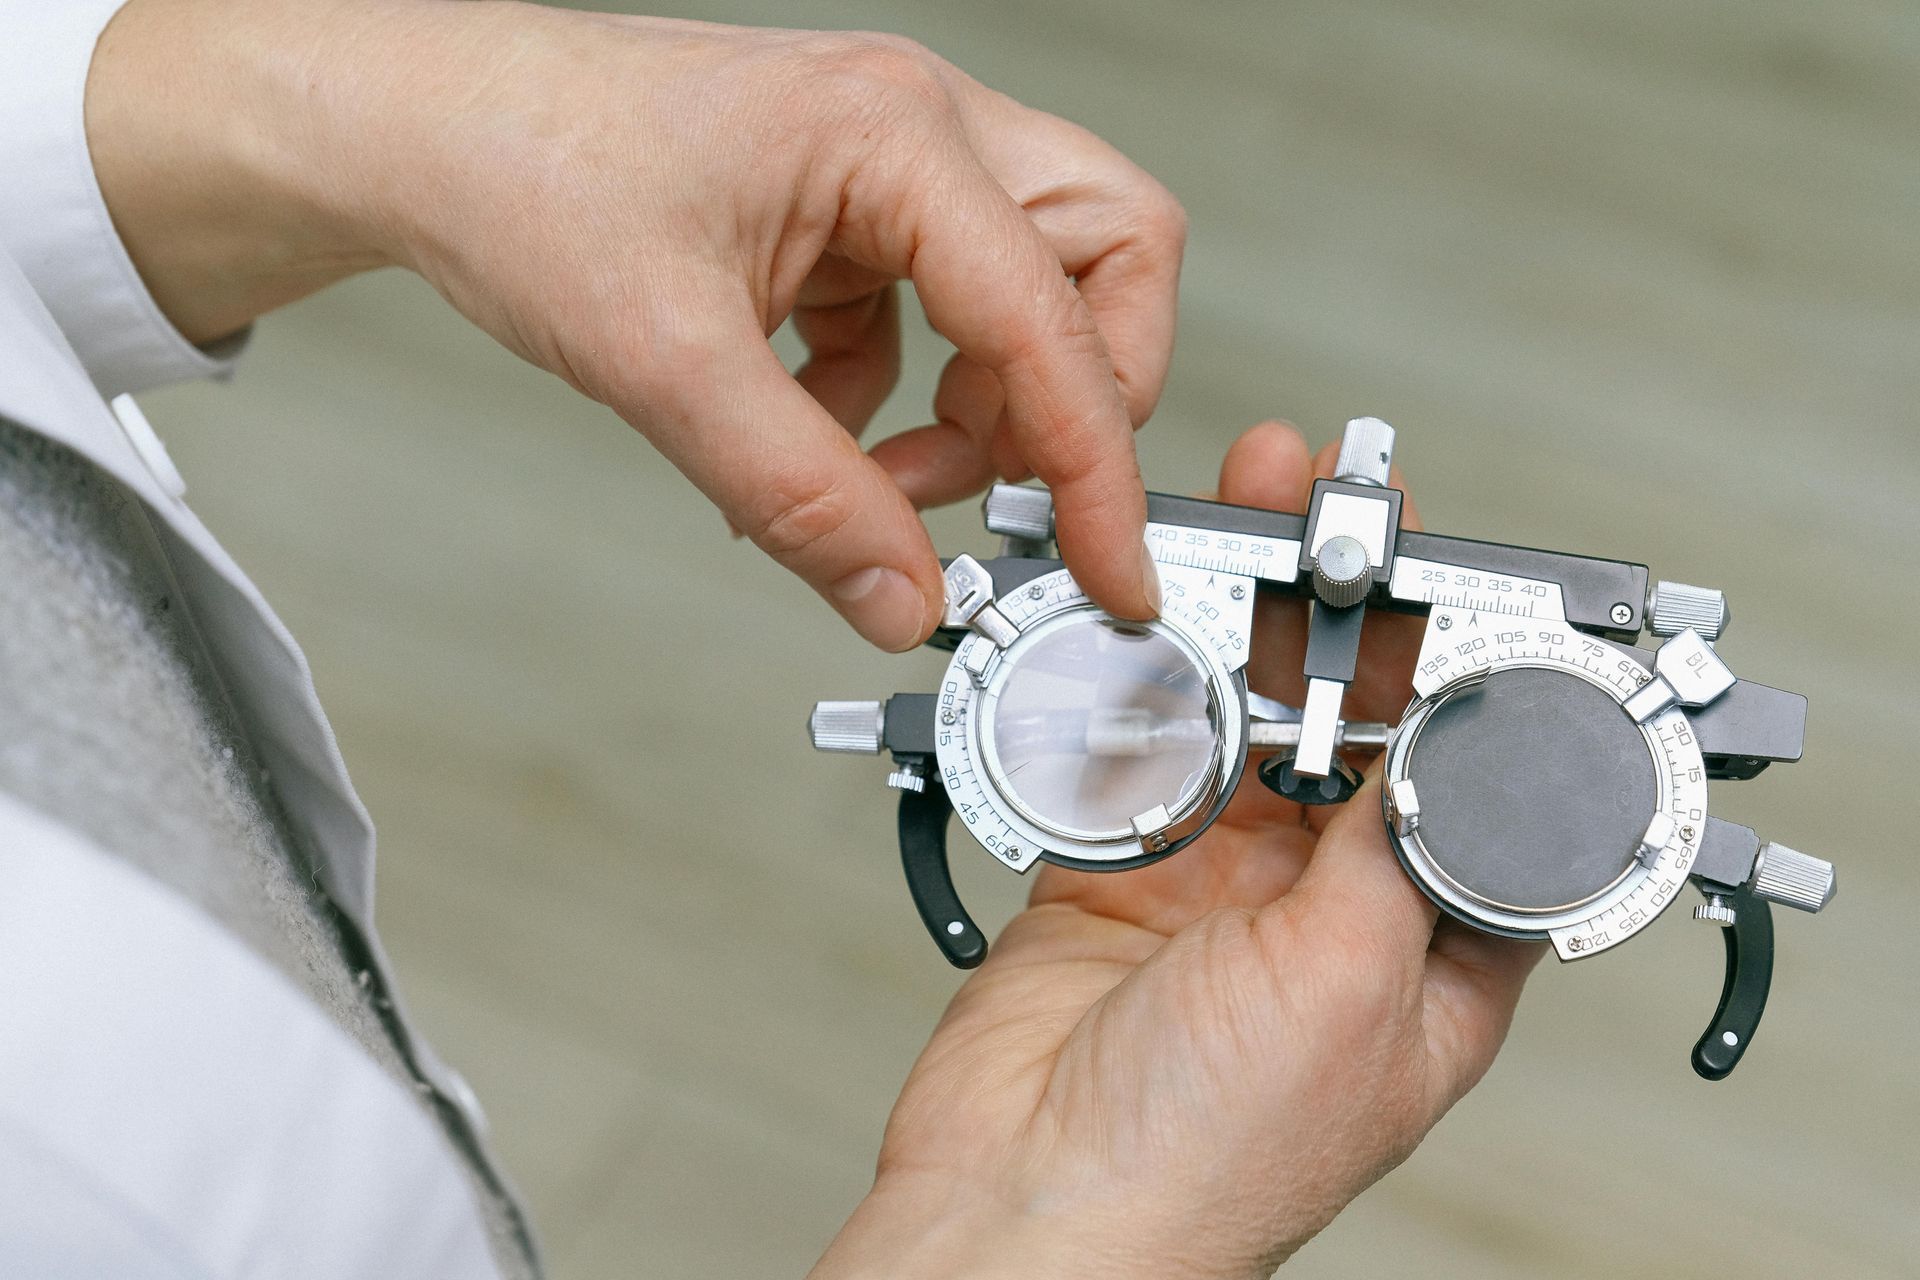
[806, 415, 1836, 1082]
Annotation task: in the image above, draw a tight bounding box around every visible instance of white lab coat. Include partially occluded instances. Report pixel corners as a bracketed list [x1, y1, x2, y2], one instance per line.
[0, 2, 523, 1274]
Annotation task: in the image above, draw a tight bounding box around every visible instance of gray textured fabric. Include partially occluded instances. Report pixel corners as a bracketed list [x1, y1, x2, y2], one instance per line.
[0, 417, 533, 1279]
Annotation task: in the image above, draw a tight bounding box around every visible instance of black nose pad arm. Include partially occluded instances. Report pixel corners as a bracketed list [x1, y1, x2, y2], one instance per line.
[897, 776, 988, 969]
[1692, 884, 1773, 1080]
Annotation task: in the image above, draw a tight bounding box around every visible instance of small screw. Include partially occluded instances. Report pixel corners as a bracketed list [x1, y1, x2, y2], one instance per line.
[940, 709, 956, 725]
[1007, 847, 1022, 862]
[1610, 602, 1634, 626]
[1230, 583, 1246, 600]
[1028, 584, 1045, 600]
[1681, 825, 1696, 841]
[1436, 615, 1453, 631]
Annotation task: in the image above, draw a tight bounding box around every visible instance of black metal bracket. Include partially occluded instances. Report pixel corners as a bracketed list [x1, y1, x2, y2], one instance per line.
[1692, 884, 1774, 1080]
[897, 772, 987, 969]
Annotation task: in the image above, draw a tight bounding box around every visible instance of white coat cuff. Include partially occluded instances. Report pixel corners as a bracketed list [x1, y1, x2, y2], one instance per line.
[0, 0, 247, 397]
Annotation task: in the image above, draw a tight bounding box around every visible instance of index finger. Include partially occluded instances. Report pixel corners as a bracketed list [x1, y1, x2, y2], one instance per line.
[842, 148, 1159, 620]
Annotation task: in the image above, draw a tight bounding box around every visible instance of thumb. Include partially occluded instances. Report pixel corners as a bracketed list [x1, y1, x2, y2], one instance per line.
[1281, 769, 1440, 972]
[619, 316, 943, 651]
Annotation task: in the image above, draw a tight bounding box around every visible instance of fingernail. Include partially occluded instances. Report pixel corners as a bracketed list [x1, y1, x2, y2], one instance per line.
[831, 566, 930, 652]
[1138, 544, 1163, 616]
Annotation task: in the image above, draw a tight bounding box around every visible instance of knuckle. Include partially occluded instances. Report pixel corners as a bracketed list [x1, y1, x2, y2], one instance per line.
[747, 471, 860, 562]
[1012, 289, 1107, 368]
[807, 33, 954, 120]
[1003, 295, 1117, 442]
[844, 30, 936, 62]
[1147, 185, 1190, 247]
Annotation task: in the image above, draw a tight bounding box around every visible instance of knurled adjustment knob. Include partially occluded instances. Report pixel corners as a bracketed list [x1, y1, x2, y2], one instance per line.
[982, 483, 1056, 543]
[808, 700, 884, 754]
[1334, 417, 1396, 487]
[1647, 579, 1729, 641]
[1751, 842, 1836, 914]
[1694, 896, 1738, 927]
[886, 766, 927, 793]
[1311, 534, 1372, 608]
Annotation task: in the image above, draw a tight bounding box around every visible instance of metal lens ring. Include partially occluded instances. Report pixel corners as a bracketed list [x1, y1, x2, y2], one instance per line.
[980, 612, 1224, 841]
[1383, 628, 1707, 957]
[935, 566, 1249, 872]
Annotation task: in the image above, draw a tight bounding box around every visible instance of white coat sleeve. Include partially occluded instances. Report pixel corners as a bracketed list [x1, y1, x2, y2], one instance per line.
[0, 0, 244, 396]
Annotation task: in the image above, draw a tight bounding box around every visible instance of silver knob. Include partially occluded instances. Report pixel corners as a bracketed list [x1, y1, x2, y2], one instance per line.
[1647, 580, 1729, 641]
[1311, 534, 1372, 607]
[1695, 896, 1738, 927]
[808, 700, 884, 754]
[1334, 417, 1396, 487]
[886, 765, 927, 793]
[1750, 842, 1836, 913]
[982, 484, 1055, 543]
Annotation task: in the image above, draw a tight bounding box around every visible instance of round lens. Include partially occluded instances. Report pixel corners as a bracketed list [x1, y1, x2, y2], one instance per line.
[983, 615, 1218, 839]
[1407, 666, 1656, 912]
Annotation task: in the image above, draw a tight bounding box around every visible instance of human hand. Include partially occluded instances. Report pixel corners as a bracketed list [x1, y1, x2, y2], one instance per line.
[811, 423, 1546, 1279]
[86, 0, 1183, 649]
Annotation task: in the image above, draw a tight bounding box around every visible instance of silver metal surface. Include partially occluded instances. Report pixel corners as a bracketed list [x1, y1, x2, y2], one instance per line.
[960, 642, 995, 687]
[808, 700, 884, 754]
[1294, 676, 1347, 777]
[1334, 416, 1397, 486]
[942, 554, 1018, 648]
[885, 764, 927, 793]
[1389, 556, 1566, 620]
[1144, 521, 1302, 583]
[1751, 842, 1837, 913]
[1131, 804, 1174, 853]
[1654, 629, 1737, 704]
[1311, 534, 1372, 607]
[1246, 718, 1391, 751]
[1308, 491, 1393, 565]
[1624, 628, 1737, 723]
[1695, 896, 1738, 926]
[1648, 579, 1730, 641]
[1388, 778, 1421, 837]
[982, 483, 1055, 543]
[941, 554, 995, 628]
[1636, 810, 1679, 869]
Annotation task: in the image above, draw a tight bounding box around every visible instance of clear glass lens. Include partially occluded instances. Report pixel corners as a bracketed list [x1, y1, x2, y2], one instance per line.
[984, 616, 1218, 838]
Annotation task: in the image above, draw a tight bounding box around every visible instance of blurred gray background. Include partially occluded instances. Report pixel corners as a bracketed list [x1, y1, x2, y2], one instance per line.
[143, 1, 1917, 1276]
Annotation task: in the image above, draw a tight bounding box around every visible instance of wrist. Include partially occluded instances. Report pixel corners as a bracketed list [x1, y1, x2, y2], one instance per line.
[84, 0, 411, 344]
[811, 1170, 1270, 1280]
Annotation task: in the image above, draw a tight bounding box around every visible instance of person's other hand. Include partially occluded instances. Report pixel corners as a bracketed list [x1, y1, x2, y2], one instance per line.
[812, 423, 1546, 1279]
[88, 1, 1183, 649]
